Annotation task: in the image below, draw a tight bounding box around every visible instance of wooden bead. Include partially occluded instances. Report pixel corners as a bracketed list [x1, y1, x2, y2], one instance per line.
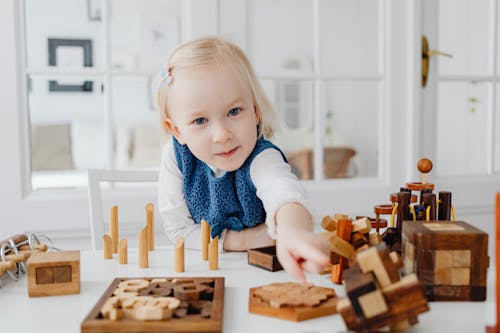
[417, 158, 433, 174]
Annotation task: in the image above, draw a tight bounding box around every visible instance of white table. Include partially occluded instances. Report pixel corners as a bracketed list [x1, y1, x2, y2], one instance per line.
[0, 247, 495, 332]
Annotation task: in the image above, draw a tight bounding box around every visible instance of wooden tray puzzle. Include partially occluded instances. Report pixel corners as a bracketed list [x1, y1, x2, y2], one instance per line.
[81, 277, 224, 333]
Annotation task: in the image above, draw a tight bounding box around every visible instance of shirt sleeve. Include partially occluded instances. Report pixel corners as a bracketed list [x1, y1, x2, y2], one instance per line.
[249, 148, 312, 239]
[157, 137, 226, 252]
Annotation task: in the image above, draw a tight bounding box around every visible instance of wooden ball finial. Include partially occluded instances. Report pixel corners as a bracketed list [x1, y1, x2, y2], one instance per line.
[417, 158, 433, 174]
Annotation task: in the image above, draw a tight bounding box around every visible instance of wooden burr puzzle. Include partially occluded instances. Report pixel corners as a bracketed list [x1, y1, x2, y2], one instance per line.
[248, 282, 338, 321]
[337, 243, 429, 333]
[81, 277, 224, 333]
[402, 220, 488, 301]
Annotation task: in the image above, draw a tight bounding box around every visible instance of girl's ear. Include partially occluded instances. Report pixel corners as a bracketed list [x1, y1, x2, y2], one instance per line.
[163, 118, 186, 144]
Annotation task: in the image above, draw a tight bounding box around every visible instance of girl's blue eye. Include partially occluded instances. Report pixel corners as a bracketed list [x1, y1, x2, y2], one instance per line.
[228, 107, 241, 116]
[193, 118, 207, 125]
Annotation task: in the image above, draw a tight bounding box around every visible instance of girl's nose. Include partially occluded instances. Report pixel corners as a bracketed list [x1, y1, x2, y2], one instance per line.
[212, 123, 233, 143]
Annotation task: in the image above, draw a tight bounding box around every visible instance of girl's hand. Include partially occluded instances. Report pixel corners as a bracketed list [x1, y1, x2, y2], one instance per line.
[275, 203, 330, 283]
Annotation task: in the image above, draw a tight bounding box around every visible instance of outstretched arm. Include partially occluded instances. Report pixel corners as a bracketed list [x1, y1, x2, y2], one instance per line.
[275, 202, 330, 283]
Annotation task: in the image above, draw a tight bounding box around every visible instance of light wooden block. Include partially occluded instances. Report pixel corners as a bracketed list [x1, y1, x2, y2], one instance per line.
[146, 203, 154, 251]
[368, 232, 382, 246]
[357, 246, 392, 288]
[103, 234, 112, 259]
[110, 205, 118, 254]
[118, 239, 128, 264]
[352, 217, 372, 234]
[201, 220, 210, 261]
[321, 216, 338, 231]
[328, 234, 355, 259]
[358, 289, 388, 319]
[27, 250, 80, 297]
[138, 227, 148, 269]
[175, 237, 184, 273]
[209, 237, 218, 270]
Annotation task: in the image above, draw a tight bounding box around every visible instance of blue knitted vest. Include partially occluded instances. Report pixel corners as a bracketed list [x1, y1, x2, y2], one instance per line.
[173, 137, 286, 238]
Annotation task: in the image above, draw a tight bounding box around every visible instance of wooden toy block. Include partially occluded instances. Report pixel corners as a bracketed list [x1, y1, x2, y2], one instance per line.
[175, 237, 184, 273]
[344, 266, 377, 317]
[209, 237, 218, 270]
[321, 215, 338, 231]
[368, 232, 381, 246]
[357, 289, 388, 319]
[248, 282, 338, 322]
[103, 234, 112, 259]
[352, 217, 371, 234]
[118, 239, 128, 264]
[81, 277, 224, 333]
[110, 205, 119, 254]
[247, 246, 283, 272]
[357, 243, 399, 288]
[146, 203, 155, 251]
[327, 234, 355, 259]
[402, 220, 489, 301]
[201, 220, 210, 261]
[27, 250, 80, 297]
[486, 192, 500, 333]
[138, 227, 148, 269]
[331, 218, 352, 283]
[351, 232, 368, 249]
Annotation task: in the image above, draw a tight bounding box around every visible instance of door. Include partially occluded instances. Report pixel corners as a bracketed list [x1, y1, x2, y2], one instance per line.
[420, 0, 500, 212]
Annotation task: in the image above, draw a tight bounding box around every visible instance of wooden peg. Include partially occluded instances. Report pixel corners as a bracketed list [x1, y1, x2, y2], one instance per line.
[118, 238, 128, 264]
[209, 237, 218, 270]
[201, 220, 210, 261]
[417, 158, 433, 185]
[103, 234, 112, 259]
[175, 237, 185, 272]
[138, 227, 148, 268]
[146, 203, 155, 251]
[110, 205, 118, 254]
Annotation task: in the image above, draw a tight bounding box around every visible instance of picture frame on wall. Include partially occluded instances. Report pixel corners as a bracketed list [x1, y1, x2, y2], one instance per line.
[48, 38, 93, 92]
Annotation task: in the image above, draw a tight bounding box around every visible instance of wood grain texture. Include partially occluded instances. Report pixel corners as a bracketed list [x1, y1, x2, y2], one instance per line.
[402, 220, 489, 301]
[110, 205, 118, 254]
[249, 282, 338, 322]
[81, 277, 224, 333]
[138, 228, 148, 269]
[175, 237, 184, 273]
[146, 203, 155, 251]
[27, 250, 80, 297]
[247, 246, 283, 272]
[201, 220, 210, 261]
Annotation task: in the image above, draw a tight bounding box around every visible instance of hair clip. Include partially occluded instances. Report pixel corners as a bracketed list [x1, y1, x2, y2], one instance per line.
[157, 68, 172, 89]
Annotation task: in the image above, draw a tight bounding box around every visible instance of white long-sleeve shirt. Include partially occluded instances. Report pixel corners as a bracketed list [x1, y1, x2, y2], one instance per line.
[157, 137, 311, 252]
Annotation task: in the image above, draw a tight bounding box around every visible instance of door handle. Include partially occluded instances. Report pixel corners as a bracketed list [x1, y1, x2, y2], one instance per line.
[421, 35, 453, 87]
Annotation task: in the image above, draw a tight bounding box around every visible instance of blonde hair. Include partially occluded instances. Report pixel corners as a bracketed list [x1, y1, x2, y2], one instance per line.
[156, 37, 277, 138]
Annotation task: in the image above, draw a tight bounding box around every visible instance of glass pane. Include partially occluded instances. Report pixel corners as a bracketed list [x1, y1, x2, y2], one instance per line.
[320, 0, 380, 76]
[324, 82, 379, 178]
[438, 0, 489, 76]
[25, 0, 103, 69]
[261, 79, 316, 180]
[436, 81, 488, 175]
[112, 76, 167, 169]
[29, 75, 105, 189]
[250, 0, 313, 74]
[109, 0, 181, 71]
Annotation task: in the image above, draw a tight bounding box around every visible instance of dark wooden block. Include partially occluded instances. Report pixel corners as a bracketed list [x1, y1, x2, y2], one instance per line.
[247, 246, 283, 272]
[36, 267, 53, 284]
[53, 265, 72, 283]
[402, 220, 489, 301]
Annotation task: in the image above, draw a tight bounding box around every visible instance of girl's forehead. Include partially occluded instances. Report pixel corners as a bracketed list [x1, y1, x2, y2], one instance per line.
[168, 63, 253, 112]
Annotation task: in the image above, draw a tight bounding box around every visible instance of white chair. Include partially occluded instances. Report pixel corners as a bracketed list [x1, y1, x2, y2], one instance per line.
[88, 169, 159, 251]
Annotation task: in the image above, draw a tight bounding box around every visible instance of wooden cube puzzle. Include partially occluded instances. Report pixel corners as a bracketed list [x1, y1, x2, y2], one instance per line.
[27, 250, 80, 297]
[402, 220, 489, 301]
[337, 243, 429, 333]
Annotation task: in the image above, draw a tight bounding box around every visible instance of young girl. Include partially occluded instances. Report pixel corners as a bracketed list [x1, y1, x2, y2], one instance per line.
[156, 37, 329, 282]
